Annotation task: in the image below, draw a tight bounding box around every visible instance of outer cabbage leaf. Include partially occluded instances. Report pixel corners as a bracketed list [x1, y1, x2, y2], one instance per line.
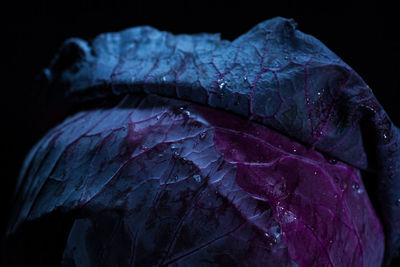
[8, 95, 383, 266]
[6, 17, 400, 266]
[43, 17, 400, 261]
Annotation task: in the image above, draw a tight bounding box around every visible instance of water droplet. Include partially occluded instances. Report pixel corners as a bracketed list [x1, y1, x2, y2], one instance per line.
[363, 105, 376, 114]
[162, 76, 167, 82]
[156, 115, 161, 120]
[183, 110, 190, 117]
[306, 97, 310, 103]
[219, 81, 226, 90]
[264, 232, 277, 245]
[171, 144, 177, 149]
[199, 132, 207, 140]
[383, 133, 388, 139]
[193, 174, 202, 183]
[243, 76, 248, 81]
[396, 198, 400, 206]
[293, 149, 297, 153]
[284, 55, 289, 60]
[317, 92, 321, 96]
[352, 182, 360, 191]
[329, 240, 333, 244]
[329, 158, 337, 165]
[314, 171, 318, 175]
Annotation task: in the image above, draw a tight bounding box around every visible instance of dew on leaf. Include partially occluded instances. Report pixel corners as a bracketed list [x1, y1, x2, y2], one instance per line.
[328, 158, 337, 165]
[193, 174, 202, 183]
[199, 132, 207, 140]
[219, 81, 227, 90]
[352, 182, 360, 191]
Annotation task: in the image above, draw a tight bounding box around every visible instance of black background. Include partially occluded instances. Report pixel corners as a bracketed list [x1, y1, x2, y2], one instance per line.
[3, 0, 400, 264]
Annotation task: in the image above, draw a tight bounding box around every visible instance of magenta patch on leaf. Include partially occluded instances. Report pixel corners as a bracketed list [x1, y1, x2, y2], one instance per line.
[196, 105, 384, 266]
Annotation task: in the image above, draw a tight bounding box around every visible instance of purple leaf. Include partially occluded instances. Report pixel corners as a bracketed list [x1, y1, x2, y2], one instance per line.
[6, 17, 399, 266]
[197, 105, 384, 266]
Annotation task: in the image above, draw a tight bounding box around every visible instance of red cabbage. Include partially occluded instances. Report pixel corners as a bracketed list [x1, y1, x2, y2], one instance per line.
[5, 17, 399, 266]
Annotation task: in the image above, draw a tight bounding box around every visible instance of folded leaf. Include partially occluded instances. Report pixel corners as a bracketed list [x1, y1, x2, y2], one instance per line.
[6, 17, 399, 266]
